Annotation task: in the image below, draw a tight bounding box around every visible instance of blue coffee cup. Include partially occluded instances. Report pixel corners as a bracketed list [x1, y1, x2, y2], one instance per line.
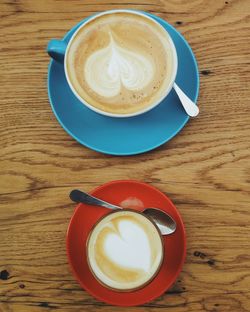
[47, 10, 178, 118]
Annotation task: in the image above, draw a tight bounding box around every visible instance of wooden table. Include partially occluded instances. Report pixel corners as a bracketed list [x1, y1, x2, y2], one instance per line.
[0, 0, 249, 311]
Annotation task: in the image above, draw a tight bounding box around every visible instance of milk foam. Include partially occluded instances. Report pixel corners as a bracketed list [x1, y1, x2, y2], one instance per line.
[85, 33, 154, 98]
[66, 11, 174, 115]
[87, 210, 163, 290]
[104, 220, 151, 272]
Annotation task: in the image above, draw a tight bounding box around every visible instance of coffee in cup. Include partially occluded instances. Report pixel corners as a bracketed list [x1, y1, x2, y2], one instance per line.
[87, 209, 163, 291]
[65, 10, 177, 117]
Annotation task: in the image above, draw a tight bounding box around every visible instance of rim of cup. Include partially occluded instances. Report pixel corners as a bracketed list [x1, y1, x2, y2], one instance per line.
[64, 9, 178, 118]
[86, 208, 165, 292]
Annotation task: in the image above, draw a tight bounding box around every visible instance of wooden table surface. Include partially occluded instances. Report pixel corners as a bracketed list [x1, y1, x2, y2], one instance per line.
[0, 0, 249, 311]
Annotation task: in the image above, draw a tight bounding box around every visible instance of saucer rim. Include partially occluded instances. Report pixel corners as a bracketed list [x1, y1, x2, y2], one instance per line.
[47, 12, 199, 155]
[66, 180, 186, 306]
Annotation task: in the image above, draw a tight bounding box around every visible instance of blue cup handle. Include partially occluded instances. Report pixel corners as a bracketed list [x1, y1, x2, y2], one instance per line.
[47, 39, 67, 63]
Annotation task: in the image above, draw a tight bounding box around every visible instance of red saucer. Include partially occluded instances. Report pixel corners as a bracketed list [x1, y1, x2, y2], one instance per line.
[66, 180, 186, 306]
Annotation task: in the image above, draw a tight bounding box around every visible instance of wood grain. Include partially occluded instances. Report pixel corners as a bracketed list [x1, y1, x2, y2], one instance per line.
[0, 0, 249, 311]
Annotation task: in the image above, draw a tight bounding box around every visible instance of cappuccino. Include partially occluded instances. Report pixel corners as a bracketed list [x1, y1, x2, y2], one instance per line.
[66, 11, 176, 115]
[87, 210, 163, 291]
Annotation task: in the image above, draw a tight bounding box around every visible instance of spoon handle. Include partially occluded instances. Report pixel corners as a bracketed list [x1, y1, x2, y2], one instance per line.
[173, 83, 199, 117]
[69, 189, 121, 210]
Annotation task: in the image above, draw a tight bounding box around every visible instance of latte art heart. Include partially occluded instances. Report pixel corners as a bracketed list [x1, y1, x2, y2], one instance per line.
[87, 210, 163, 291]
[104, 220, 151, 272]
[85, 34, 154, 98]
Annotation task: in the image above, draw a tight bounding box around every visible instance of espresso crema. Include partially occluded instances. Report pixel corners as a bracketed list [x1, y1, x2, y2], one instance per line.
[66, 11, 175, 114]
[87, 210, 163, 290]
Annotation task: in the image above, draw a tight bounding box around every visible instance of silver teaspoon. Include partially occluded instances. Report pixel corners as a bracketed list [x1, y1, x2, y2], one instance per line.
[174, 83, 199, 117]
[69, 189, 176, 235]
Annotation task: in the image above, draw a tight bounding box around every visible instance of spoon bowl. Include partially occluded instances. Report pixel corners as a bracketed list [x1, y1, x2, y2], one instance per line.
[143, 208, 176, 235]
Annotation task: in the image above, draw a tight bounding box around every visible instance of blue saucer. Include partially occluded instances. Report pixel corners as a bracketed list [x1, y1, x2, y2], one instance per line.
[47, 13, 199, 155]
